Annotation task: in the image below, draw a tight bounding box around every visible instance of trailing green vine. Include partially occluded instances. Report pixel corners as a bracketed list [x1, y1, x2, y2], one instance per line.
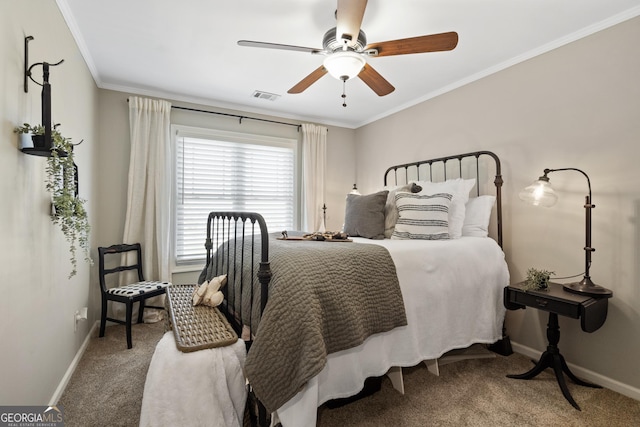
[16, 123, 92, 278]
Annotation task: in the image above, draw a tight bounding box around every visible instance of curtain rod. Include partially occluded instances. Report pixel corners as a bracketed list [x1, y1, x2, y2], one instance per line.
[171, 105, 301, 131]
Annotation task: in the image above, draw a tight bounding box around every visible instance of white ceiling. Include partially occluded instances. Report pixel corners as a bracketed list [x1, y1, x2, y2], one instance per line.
[58, 0, 640, 129]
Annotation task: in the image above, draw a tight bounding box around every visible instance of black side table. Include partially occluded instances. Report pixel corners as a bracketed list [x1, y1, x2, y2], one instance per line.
[504, 281, 610, 410]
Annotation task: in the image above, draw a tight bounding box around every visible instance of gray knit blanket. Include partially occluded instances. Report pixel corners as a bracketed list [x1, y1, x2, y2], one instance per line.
[200, 234, 407, 413]
[229, 235, 407, 413]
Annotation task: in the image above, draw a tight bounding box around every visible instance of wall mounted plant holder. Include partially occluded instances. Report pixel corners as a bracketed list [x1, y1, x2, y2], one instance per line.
[22, 35, 64, 157]
[16, 123, 68, 158]
[21, 140, 68, 157]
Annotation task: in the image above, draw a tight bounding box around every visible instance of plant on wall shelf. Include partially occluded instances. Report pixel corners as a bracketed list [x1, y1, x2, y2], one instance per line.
[14, 122, 39, 149]
[15, 123, 93, 278]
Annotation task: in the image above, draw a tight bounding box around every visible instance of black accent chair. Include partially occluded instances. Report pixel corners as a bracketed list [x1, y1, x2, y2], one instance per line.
[98, 243, 170, 349]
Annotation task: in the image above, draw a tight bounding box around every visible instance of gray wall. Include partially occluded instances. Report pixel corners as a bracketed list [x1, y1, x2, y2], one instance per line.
[355, 16, 640, 395]
[0, 0, 99, 404]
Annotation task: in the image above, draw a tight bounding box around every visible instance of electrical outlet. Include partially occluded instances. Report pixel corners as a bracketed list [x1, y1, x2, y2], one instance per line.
[74, 307, 88, 332]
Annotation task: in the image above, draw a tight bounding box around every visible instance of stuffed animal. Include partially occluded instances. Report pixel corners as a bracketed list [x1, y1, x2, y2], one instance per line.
[192, 274, 227, 307]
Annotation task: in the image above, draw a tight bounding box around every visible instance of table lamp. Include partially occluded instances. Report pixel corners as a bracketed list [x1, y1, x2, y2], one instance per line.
[519, 167, 612, 297]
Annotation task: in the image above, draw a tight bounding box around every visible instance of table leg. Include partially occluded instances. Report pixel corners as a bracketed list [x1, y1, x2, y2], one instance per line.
[506, 312, 600, 410]
[551, 352, 581, 410]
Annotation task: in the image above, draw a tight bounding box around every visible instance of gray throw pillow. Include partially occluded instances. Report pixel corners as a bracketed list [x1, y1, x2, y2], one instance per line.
[344, 190, 389, 239]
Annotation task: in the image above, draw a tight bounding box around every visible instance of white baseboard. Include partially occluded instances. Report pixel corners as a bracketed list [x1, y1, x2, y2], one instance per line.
[50, 320, 98, 405]
[511, 341, 640, 402]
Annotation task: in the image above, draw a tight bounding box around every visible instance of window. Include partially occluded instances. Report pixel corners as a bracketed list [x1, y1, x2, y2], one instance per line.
[173, 126, 298, 266]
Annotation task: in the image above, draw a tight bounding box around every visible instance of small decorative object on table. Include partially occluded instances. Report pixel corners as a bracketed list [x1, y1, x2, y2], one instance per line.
[522, 268, 554, 290]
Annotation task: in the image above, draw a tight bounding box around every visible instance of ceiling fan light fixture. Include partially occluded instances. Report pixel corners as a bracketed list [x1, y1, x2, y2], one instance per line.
[323, 51, 366, 81]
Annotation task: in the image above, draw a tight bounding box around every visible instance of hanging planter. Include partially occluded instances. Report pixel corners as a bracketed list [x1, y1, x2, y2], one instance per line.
[15, 123, 92, 278]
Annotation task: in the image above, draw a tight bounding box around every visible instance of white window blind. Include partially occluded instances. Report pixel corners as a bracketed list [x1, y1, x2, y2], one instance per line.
[175, 127, 296, 265]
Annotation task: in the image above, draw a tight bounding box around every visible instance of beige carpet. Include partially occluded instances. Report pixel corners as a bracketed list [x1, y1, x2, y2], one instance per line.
[59, 322, 640, 426]
[58, 321, 165, 427]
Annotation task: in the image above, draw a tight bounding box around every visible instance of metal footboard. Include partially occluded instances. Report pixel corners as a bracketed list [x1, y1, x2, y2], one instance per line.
[203, 211, 272, 340]
[202, 211, 272, 426]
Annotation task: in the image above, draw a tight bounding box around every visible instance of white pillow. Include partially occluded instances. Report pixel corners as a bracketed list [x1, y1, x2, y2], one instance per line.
[383, 183, 413, 238]
[462, 195, 496, 237]
[391, 192, 452, 240]
[413, 178, 475, 239]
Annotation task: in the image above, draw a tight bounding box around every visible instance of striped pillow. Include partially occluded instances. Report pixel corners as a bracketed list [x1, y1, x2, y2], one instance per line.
[391, 192, 452, 240]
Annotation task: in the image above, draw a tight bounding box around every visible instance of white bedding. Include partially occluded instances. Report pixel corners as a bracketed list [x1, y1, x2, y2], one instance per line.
[140, 334, 247, 427]
[275, 236, 509, 427]
[140, 236, 508, 427]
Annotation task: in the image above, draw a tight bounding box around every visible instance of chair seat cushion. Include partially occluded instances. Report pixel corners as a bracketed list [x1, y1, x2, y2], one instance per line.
[107, 281, 170, 296]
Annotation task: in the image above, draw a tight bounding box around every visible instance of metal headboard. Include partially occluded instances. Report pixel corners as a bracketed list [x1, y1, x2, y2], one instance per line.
[383, 150, 503, 248]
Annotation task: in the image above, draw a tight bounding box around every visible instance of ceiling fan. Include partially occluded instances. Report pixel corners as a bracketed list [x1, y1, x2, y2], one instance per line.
[238, 0, 458, 106]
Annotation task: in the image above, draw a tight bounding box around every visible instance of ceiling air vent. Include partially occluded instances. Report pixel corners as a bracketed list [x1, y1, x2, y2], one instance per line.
[251, 90, 280, 101]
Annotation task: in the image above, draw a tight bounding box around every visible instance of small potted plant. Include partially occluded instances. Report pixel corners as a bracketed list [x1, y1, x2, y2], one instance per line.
[13, 123, 37, 150]
[523, 268, 554, 290]
[14, 123, 59, 150]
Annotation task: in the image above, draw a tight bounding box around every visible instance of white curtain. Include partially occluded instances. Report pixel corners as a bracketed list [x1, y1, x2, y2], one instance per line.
[119, 96, 172, 321]
[301, 123, 327, 232]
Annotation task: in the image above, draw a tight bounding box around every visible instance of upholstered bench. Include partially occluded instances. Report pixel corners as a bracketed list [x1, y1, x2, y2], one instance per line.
[140, 284, 247, 426]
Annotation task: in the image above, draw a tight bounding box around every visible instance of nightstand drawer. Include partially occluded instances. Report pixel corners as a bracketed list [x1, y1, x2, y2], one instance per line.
[504, 282, 608, 333]
[509, 289, 581, 318]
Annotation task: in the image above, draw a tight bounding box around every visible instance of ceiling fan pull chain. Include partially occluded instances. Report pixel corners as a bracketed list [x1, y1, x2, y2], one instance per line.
[342, 77, 347, 107]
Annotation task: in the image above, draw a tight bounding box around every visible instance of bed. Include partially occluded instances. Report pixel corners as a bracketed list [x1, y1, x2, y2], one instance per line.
[143, 150, 510, 427]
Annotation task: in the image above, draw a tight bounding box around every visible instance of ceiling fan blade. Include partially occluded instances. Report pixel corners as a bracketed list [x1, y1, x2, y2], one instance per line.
[358, 64, 395, 96]
[365, 32, 459, 57]
[288, 66, 328, 94]
[336, 0, 368, 48]
[238, 40, 323, 54]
